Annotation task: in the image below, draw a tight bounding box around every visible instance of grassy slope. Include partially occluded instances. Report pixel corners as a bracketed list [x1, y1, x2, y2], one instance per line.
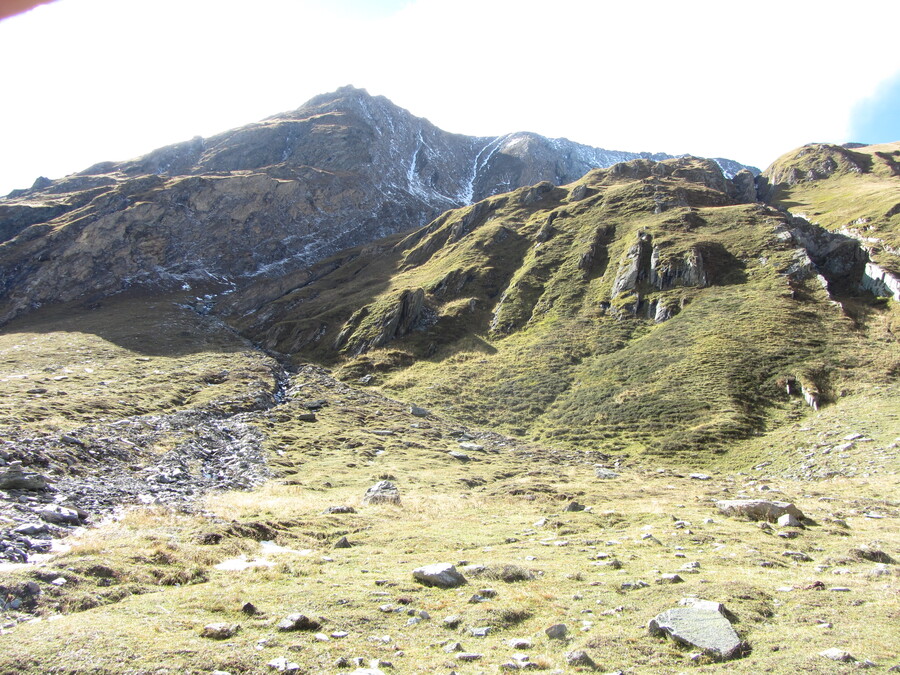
[226, 158, 898, 461]
[0, 292, 278, 436]
[761, 142, 900, 274]
[0, 362, 897, 674]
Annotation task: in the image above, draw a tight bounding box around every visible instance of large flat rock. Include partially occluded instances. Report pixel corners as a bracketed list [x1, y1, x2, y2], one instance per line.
[648, 607, 743, 660]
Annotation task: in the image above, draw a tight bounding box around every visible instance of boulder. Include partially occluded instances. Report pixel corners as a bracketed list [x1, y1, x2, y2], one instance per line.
[545, 623, 568, 639]
[200, 623, 240, 639]
[595, 468, 619, 480]
[0, 462, 48, 491]
[412, 563, 467, 589]
[566, 650, 597, 668]
[363, 480, 401, 505]
[648, 606, 743, 660]
[715, 499, 804, 523]
[37, 504, 81, 525]
[276, 613, 321, 631]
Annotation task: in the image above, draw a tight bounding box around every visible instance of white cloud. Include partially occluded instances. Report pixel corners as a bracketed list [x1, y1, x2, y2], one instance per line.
[1, 0, 898, 194]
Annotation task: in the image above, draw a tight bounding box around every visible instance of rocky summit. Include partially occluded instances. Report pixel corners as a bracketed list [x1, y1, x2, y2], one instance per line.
[0, 90, 898, 675]
[0, 86, 755, 327]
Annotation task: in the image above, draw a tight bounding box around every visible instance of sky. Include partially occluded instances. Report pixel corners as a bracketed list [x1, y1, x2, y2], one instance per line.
[0, 0, 898, 195]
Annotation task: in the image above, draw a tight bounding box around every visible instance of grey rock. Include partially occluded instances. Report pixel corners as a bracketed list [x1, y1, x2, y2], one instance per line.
[690, 473, 712, 481]
[409, 405, 429, 417]
[12, 522, 48, 536]
[851, 545, 895, 564]
[37, 504, 81, 525]
[0, 463, 48, 491]
[458, 442, 484, 452]
[444, 641, 463, 653]
[470, 626, 491, 637]
[648, 607, 743, 660]
[267, 656, 301, 673]
[448, 451, 470, 462]
[201, 622, 240, 639]
[545, 623, 568, 639]
[456, 653, 483, 662]
[819, 647, 855, 662]
[334, 536, 352, 549]
[782, 550, 813, 562]
[412, 563, 467, 588]
[565, 650, 597, 668]
[363, 480, 401, 505]
[716, 499, 804, 522]
[595, 468, 619, 480]
[508, 638, 533, 649]
[657, 573, 684, 584]
[564, 501, 586, 512]
[276, 613, 321, 631]
[442, 614, 463, 628]
[777, 513, 803, 528]
[325, 505, 356, 514]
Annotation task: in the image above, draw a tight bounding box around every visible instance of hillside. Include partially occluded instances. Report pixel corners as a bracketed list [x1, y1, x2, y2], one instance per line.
[759, 142, 900, 294]
[222, 156, 898, 462]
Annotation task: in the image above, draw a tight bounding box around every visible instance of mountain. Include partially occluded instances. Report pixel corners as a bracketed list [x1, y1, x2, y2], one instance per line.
[0, 86, 756, 326]
[0, 132, 897, 674]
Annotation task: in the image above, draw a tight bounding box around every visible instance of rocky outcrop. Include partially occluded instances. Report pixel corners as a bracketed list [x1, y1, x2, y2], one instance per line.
[335, 288, 431, 356]
[0, 87, 756, 326]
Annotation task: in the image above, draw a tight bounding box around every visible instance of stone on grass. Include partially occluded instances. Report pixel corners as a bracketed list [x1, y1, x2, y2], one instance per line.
[325, 505, 356, 514]
[820, 647, 855, 662]
[409, 405, 430, 417]
[267, 656, 301, 673]
[648, 606, 743, 660]
[777, 513, 803, 528]
[456, 653, 483, 662]
[657, 573, 684, 584]
[690, 473, 712, 481]
[277, 613, 321, 632]
[413, 563, 467, 588]
[201, 622, 240, 639]
[595, 468, 619, 480]
[334, 536, 352, 549]
[444, 641, 464, 653]
[715, 499, 804, 523]
[545, 623, 568, 639]
[565, 501, 586, 512]
[470, 626, 492, 637]
[508, 638, 532, 649]
[363, 480, 401, 505]
[566, 650, 597, 668]
[443, 614, 463, 628]
[448, 451, 470, 462]
[851, 545, 895, 564]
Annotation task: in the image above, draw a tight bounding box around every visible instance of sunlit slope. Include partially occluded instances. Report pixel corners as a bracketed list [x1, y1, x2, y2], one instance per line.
[225, 157, 897, 460]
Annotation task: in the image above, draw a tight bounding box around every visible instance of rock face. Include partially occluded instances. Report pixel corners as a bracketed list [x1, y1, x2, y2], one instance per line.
[648, 606, 743, 660]
[0, 86, 756, 326]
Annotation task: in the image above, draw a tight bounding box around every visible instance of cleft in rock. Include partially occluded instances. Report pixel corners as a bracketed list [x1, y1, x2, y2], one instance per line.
[648, 605, 744, 660]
